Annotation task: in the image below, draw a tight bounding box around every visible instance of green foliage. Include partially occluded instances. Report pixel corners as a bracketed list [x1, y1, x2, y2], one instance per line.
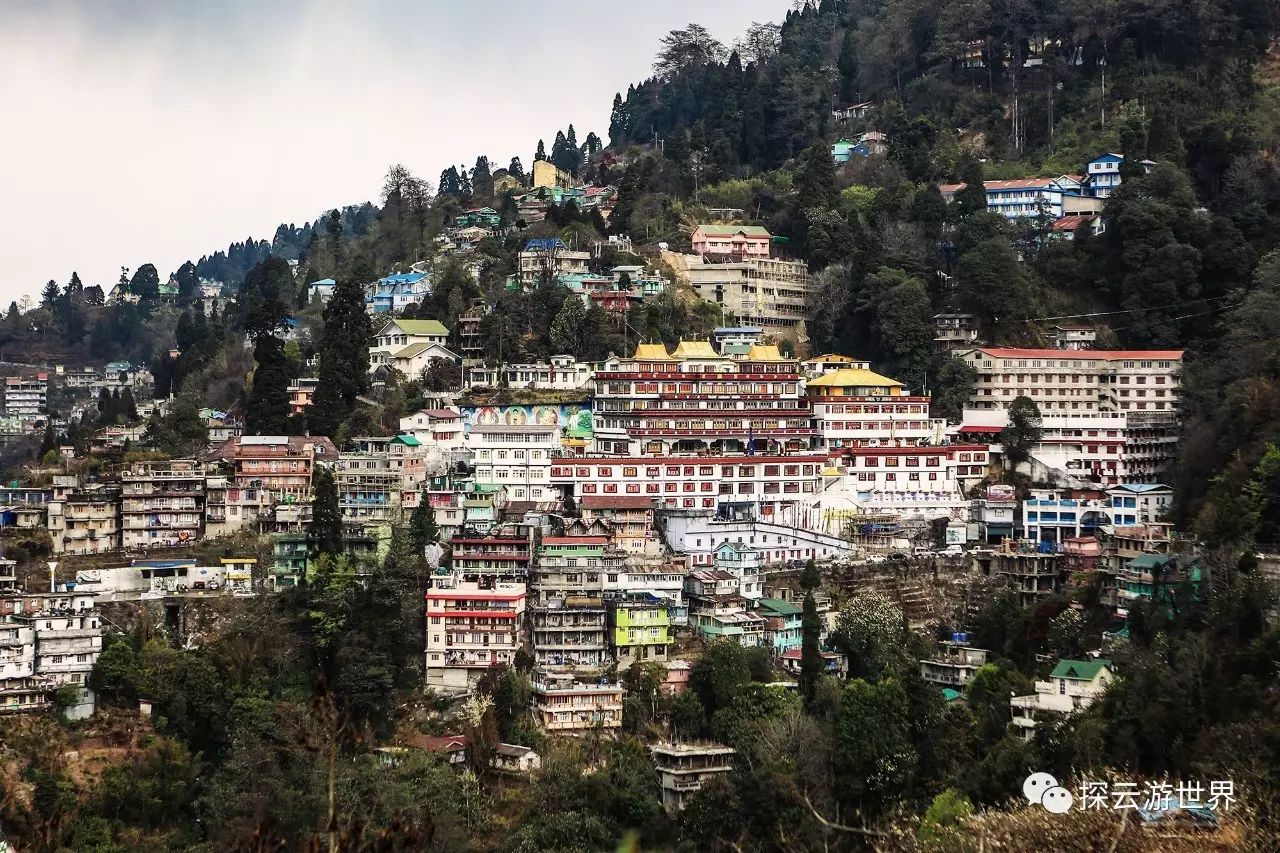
[917, 787, 973, 845]
[308, 466, 343, 557]
[1000, 395, 1043, 471]
[835, 677, 917, 816]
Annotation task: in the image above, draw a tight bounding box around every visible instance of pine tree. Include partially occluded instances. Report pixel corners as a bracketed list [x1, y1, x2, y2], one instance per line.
[609, 93, 628, 145]
[40, 280, 60, 310]
[246, 336, 292, 435]
[309, 465, 343, 557]
[953, 157, 988, 218]
[800, 558, 823, 703]
[408, 499, 439, 556]
[508, 156, 525, 183]
[38, 422, 56, 458]
[120, 387, 138, 421]
[550, 294, 586, 354]
[472, 156, 494, 202]
[310, 258, 374, 435]
[794, 142, 838, 210]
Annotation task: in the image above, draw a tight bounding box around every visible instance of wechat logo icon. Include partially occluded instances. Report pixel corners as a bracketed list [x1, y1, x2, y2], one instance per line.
[1024, 772, 1074, 814]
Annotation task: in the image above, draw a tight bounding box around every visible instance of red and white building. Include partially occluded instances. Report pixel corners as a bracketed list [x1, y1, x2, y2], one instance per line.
[552, 454, 831, 521]
[425, 534, 533, 692]
[591, 342, 815, 456]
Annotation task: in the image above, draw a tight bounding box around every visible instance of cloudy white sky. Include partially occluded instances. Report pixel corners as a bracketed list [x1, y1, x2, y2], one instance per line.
[0, 0, 786, 302]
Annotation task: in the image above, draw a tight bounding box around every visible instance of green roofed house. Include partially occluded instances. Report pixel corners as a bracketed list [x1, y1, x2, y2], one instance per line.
[1011, 658, 1115, 740]
[1116, 553, 1202, 618]
[691, 224, 772, 259]
[370, 318, 451, 372]
[756, 598, 803, 654]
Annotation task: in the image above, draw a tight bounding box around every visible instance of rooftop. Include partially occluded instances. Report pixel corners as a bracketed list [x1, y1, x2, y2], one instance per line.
[1049, 658, 1112, 681]
[695, 224, 771, 238]
[806, 367, 904, 388]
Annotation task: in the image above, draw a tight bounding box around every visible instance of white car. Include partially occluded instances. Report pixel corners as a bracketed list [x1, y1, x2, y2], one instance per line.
[938, 544, 965, 556]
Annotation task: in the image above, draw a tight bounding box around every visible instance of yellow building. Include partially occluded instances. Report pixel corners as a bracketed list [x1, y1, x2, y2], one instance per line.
[804, 366, 905, 397]
[532, 159, 572, 190]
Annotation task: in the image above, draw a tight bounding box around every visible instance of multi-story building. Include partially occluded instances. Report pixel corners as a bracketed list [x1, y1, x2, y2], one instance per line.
[591, 342, 814, 456]
[1083, 153, 1124, 198]
[335, 452, 400, 525]
[203, 475, 272, 539]
[1050, 324, 1097, 350]
[1011, 658, 1114, 739]
[0, 485, 53, 530]
[530, 670, 623, 734]
[712, 541, 762, 601]
[208, 435, 338, 500]
[806, 367, 940, 449]
[938, 176, 1082, 220]
[553, 454, 830, 522]
[11, 589, 103, 718]
[690, 224, 772, 259]
[529, 536, 617, 674]
[368, 318, 450, 371]
[959, 347, 1183, 480]
[651, 742, 737, 811]
[120, 460, 206, 549]
[4, 374, 48, 422]
[757, 598, 803, 655]
[659, 511, 856, 567]
[0, 557, 15, 593]
[933, 313, 981, 351]
[518, 238, 590, 289]
[399, 407, 466, 452]
[1022, 490, 1114, 543]
[919, 640, 989, 688]
[609, 592, 673, 666]
[959, 347, 1183, 417]
[686, 569, 765, 646]
[466, 355, 593, 391]
[467, 424, 558, 504]
[287, 377, 319, 415]
[684, 257, 812, 333]
[426, 532, 532, 691]
[959, 409, 1130, 485]
[991, 544, 1066, 607]
[578, 495, 657, 556]
[457, 299, 488, 361]
[0, 617, 48, 713]
[47, 482, 121, 555]
[1105, 483, 1172, 525]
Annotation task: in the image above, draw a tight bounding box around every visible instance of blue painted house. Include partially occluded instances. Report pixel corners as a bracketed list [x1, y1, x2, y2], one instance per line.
[756, 598, 803, 654]
[366, 272, 430, 314]
[1085, 153, 1124, 198]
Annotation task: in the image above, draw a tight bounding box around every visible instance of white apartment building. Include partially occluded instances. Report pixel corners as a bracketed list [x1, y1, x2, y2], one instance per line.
[467, 424, 558, 503]
[399, 407, 465, 452]
[120, 460, 206, 549]
[530, 670, 624, 733]
[958, 347, 1182, 416]
[661, 511, 856, 568]
[0, 617, 48, 713]
[12, 589, 103, 719]
[5, 375, 48, 421]
[959, 409, 1131, 485]
[466, 355, 593, 391]
[684, 257, 812, 333]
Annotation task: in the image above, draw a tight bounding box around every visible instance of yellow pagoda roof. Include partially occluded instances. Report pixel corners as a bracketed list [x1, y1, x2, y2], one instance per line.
[671, 340, 720, 359]
[804, 353, 858, 363]
[806, 367, 904, 388]
[745, 344, 789, 361]
[631, 342, 672, 360]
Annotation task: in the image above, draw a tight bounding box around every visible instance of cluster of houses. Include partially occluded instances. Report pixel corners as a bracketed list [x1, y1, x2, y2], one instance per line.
[938, 152, 1155, 238]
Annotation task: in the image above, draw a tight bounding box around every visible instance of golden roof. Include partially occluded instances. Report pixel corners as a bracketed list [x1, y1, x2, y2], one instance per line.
[804, 353, 858, 363]
[671, 340, 720, 359]
[631, 342, 672, 360]
[745, 344, 789, 362]
[806, 367, 904, 388]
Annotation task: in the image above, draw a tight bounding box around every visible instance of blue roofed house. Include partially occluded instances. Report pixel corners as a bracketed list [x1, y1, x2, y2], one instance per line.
[367, 271, 431, 314]
[1084, 153, 1124, 198]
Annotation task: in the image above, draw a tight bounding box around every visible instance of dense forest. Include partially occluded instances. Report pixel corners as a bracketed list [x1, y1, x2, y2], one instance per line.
[11, 1, 1280, 847]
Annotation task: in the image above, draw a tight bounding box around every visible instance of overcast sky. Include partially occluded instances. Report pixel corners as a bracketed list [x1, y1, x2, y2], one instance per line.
[0, 0, 786, 302]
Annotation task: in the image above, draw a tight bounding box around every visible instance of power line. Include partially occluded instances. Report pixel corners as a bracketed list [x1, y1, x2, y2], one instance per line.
[1026, 295, 1238, 323]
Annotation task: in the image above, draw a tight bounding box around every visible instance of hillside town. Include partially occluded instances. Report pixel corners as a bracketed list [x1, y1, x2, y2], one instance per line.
[8, 1, 1280, 849]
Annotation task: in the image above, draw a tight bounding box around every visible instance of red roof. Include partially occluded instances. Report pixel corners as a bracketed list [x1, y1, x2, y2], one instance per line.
[580, 495, 656, 510]
[542, 536, 608, 546]
[417, 408, 461, 419]
[407, 734, 468, 753]
[974, 348, 1183, 360]
[958, 425, 1004, 433]
[1050, 215, 1097, 231]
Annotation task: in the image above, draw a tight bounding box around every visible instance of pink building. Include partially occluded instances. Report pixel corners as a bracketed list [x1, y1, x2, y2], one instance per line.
[691, 225, 772, 259]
